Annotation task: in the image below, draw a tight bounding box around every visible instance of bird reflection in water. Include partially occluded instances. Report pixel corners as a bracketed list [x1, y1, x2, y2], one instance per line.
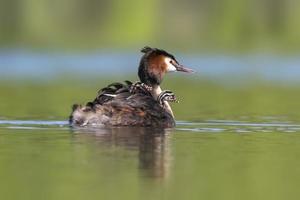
[71, 127, 173, 179]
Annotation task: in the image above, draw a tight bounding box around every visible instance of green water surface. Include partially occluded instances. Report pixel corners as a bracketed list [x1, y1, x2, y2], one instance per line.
[0, 79, 300, 200]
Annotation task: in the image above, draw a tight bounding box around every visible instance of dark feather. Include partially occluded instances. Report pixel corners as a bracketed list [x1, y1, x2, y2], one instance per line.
[92, 81, 133, 105]
[70, 80, 175, 127]
[70, 93, 174, 127]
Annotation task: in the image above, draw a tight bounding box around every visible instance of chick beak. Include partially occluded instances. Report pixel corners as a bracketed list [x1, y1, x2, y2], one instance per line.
[174, 62, 195, 73]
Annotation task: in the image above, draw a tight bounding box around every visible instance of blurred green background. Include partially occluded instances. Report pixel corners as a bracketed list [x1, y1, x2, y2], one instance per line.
[1, 0, 300, 52]
[0, 0, 300, 120]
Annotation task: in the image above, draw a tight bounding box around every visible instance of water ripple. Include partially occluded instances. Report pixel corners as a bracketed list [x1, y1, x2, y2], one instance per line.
[0, 120, 300, 133]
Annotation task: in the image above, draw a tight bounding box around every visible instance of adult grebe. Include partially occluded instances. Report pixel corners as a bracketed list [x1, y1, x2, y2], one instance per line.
[69, 47, 194, 127]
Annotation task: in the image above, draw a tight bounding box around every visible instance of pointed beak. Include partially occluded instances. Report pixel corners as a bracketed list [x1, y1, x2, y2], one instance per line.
[175, 63, 195, 73]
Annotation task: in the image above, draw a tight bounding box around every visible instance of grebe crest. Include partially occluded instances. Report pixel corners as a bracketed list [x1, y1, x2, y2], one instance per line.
[138, 46, 194, 86]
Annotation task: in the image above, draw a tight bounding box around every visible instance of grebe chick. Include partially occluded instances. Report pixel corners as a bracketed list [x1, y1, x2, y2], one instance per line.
[70, 46, 194, 127]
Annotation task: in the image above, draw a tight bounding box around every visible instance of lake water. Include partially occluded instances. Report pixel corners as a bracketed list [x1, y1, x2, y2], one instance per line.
[1, 50, 300, 200]
[1, 49, 300, 83]
[1, 119, 300, 200]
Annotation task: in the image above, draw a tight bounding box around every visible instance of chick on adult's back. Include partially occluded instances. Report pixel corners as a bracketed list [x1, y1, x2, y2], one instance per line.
[69, 47, 194, 127]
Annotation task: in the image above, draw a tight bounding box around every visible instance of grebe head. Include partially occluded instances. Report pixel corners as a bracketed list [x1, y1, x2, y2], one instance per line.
[138, 46, 194, 86]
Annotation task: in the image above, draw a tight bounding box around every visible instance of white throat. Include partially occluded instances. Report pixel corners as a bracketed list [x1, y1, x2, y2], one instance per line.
[164, 57, 177, 72]
[151, 85, 174, 118]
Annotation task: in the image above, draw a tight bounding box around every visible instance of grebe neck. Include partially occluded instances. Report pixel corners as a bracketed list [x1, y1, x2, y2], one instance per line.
[151, 85, 174, 118]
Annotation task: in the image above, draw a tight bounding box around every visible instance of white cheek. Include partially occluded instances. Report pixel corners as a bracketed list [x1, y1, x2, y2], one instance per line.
[165, 58, 177, 72]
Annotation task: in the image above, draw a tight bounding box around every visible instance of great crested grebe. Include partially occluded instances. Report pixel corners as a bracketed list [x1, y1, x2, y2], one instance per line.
[69, 46, 194, 127]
